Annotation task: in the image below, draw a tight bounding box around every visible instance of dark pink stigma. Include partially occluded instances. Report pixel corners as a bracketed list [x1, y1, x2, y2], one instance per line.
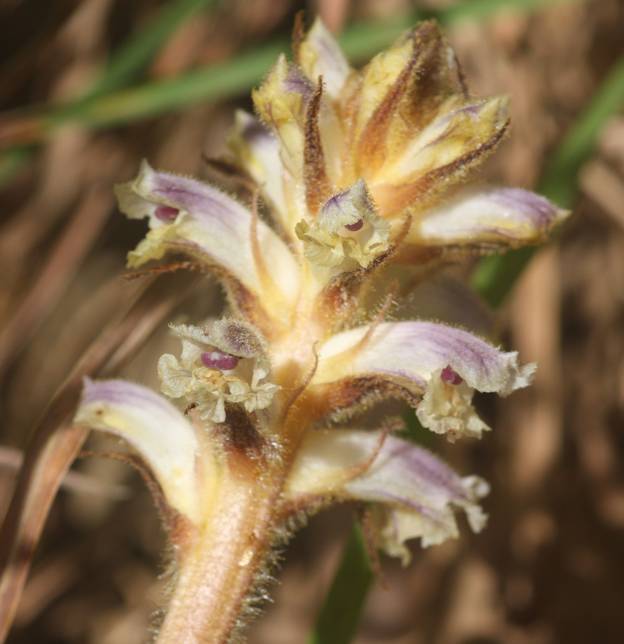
[441, 365, 463, 385]
[154, 205, 179, 222]
[201, 351, 239, 371]
[345, 219, 364, 232]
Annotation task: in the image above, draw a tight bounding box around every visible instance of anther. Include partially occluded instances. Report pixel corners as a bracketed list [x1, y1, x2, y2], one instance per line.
[345, 219, 364, 232]
[201, 351, 239, 371]
[154, 205, 179, 222]
[441, 365, 463, 385]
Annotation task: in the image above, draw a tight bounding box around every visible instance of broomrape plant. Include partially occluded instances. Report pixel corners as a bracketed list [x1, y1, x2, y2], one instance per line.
[74, 17, 567, 643]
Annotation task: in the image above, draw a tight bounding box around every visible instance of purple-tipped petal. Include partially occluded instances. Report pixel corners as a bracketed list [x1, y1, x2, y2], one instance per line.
[296, 18, 351, 99]
[252, 55, 312, 184]
[313, 321, 534, 438]
[75, 378, 202, 522]
[412, 186, 569, 247]
[315, 320, 532, 394]
[115, 161, 300, 306]
[252, 53, 345, 194]
[372, 97, 509, 216]
[295, 179, 390, 270]
[229, 111, 291, 230]
[286, 429, 488, 561]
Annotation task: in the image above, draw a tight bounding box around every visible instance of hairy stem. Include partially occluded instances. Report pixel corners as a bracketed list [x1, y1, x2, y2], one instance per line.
[157, 463, 282, 644]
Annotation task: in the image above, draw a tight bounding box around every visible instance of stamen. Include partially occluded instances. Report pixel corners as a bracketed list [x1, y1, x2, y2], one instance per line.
[441, 365, 463, 385]
[345, 219, 364, 232]
[154, 205, 179, 222]
[201, 351, 239, 371]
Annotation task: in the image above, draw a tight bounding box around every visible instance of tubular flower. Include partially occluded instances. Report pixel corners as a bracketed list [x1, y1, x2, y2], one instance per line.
[158, 320, 278, 423]
[73, 17, 568, 644]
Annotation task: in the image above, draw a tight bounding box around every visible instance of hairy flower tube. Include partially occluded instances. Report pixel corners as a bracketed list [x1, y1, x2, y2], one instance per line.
[74, 18, 568, 643]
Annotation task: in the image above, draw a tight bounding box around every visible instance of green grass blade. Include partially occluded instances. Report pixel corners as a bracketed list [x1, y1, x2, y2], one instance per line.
[0, 0, 217, 188]
[308, 525, 374, 644]
[85, 0, 218, 100]
[472, 54, 624, 307]
[0, 148, 32, 188]
[440, 0, 574, 24]
[0, 0, 577, 151]
[49, 40, 288, 130]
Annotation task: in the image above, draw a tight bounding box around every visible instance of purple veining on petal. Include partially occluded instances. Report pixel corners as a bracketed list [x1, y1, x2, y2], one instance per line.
[343, 433, 475, 510]
[374, 322, 495, 382]
[491, 188, 557, 229]
[345, 219, 364, 231]
[435, 101, 485, 129]
[151, 179, 243, 231]
[82, 378, 183, 417]
[154, 205, 179, 222]
[321, 320, 527, 395]
[321, 181, 372, 226]
[201, 351, 239, 371]
[441, 365, 463, 385]
[284, 66, 314, 100]
[323, 188, 349, 212]
[378, 437, 470, 499]
[399, 322, 495, 377]
[128, 163, 301, 300]
[241, 116, 274, 145]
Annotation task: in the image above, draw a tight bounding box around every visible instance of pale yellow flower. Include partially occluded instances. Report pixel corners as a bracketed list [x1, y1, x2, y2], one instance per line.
[73, 17, 569, 643]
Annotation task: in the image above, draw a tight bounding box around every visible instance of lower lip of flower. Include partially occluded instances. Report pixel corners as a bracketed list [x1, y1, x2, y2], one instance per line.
[441, 365, 463, 385]
[345, 219, 364, 232]
[201, 351, 240, 370]
[155, 205, 179, 222]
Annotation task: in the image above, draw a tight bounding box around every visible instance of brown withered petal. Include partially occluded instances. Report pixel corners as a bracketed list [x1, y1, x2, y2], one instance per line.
[354, 21, 467, 178]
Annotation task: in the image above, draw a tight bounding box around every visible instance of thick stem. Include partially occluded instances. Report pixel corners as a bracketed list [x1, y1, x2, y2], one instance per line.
[156, 465, 281, 644]
[156, 331, 319, 643]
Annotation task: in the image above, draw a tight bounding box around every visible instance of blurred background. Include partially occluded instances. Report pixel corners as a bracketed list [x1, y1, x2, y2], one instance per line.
[1, 0, 624, 642]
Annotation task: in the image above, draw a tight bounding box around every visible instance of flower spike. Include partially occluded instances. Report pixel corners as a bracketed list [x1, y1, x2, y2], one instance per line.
[62, 15, 568, 644]
[249, 18, 568, 265]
